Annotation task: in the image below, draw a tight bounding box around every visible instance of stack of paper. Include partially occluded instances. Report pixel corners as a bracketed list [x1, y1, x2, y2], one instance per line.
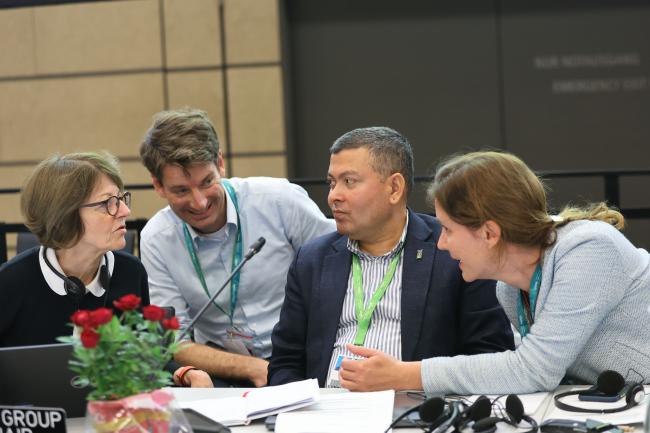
[179, 378, 320, 426]
[274, 389, 395, 433]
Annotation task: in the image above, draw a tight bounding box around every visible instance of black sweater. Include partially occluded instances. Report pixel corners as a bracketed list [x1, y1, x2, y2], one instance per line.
[0, 248, 150, 347]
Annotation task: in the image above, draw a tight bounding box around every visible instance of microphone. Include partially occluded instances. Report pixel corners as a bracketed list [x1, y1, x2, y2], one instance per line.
[177, 237, 266, 341]
[244, 237, 266, 260]
[384, 397, 445, 433]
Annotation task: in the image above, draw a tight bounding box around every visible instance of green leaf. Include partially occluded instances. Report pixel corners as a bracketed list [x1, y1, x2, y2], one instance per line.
[63, 305, 179, 401]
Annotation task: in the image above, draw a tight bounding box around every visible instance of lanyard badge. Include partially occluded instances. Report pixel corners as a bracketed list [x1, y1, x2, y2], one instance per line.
[326, 250, 403, 387]
[224, 325, 254, 356]
[182, 179, 243, 326]
[517, 264, 542, 338]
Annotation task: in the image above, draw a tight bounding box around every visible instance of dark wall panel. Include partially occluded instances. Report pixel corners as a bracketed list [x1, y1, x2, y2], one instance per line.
[501, 2, 650, 171]
[284, 0, 650, 247]
[286, 0, 501, 211]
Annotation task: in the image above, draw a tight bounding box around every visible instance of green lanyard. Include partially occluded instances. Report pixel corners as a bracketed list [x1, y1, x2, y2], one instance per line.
[352, 248, 403, 346]
[517, 264, 542, 338]
[182, 179, 242, 325]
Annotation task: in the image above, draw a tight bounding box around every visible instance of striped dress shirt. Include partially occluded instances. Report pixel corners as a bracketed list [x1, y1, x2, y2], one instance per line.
[326, 216, 408, 387]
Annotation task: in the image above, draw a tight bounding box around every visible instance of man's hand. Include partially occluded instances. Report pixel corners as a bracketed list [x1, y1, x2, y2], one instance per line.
[246, 357, 269, 387]
[338, 344, 422, 392]
[175, 342, 270, 387]
[184, 369, 214, 387]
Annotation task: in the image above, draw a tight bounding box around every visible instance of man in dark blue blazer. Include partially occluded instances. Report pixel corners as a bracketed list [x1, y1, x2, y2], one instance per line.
[268, 127, 513, 389]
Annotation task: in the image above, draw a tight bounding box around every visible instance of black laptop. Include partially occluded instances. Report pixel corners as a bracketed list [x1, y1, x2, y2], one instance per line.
[0, 343, 89, 417]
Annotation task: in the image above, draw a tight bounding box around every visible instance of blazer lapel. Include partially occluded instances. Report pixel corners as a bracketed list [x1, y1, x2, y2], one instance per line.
[401, 211, 436, 360]
[315, 236, 351, 379]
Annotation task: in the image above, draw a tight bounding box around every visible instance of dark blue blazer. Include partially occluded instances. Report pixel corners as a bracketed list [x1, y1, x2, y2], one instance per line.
[268, 210, 514, 386]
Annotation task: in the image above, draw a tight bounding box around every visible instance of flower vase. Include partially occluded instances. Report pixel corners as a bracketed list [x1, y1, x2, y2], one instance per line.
[85, 389, 189, 433]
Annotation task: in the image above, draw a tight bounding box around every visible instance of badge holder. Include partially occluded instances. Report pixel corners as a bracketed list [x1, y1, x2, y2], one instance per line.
[326, 354, 363, 388]
[223, 326, 254, 356]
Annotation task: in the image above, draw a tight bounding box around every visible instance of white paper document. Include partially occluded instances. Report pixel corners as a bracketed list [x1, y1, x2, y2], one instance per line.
[179, 378, 320, 426]
[274, 389, 395, 433]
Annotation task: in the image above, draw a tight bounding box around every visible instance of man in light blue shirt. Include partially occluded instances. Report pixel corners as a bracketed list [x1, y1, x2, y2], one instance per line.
[139, 108, 334, 387]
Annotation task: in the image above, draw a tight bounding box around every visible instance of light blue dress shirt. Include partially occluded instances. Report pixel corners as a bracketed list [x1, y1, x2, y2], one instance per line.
[141, 177, 335, 358]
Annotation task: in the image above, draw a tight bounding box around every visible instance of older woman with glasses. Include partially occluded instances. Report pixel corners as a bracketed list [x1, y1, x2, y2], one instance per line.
[0, 152, 212, 387]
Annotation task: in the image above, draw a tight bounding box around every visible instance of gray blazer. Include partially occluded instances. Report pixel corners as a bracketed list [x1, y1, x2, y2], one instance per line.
[421, 220, 650, 394]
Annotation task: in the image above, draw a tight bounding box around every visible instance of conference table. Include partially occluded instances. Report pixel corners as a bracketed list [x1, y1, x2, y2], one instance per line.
[65, 388, 422, 433]
[64, 386, 648, 433]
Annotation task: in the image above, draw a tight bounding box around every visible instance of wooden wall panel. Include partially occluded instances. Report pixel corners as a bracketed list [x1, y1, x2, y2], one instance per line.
[0, 74, 165, 160]
[227, 66, 285, 153]
[224, 0, 280, 63]
[164, 0, 222, 68]
[34, 0, 162, 73]
[0, 0, 286, 260]
[167, 70, 228, 153]
[0, 166, 37, 189]
[230, 155, 287, 178]
[0, 8, 36, 77]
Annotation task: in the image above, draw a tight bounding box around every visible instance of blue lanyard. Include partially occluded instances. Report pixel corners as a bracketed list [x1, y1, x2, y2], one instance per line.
[517, 264, 542, 338]
[182, 179, 243, 325]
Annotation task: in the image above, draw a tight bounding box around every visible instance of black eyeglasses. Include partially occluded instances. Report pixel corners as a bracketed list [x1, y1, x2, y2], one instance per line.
[79, 191, 131, 216]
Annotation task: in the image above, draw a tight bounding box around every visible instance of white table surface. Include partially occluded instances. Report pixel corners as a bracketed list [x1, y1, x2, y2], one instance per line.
[65, 387, 423, 433]
[65, 386, 648, 433]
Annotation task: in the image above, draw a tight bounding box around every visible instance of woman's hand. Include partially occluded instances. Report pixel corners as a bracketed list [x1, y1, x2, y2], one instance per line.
[338, 344, 423, 391]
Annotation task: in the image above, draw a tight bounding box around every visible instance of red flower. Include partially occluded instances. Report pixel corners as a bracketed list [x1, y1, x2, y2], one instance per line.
[80, 328, 100, 348]
[90, 308, 113, 325]
[113, 294, 141, 311]
[162, 317, 179, 330]
[142, 305, 165, 322]
[71, 310, 93, 327]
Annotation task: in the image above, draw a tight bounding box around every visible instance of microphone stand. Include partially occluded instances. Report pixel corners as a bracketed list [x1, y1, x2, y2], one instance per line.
[177, 237, 266, 341]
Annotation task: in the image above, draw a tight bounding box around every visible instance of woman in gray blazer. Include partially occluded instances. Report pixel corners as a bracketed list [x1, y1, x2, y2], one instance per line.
[338, 151, 650, 394]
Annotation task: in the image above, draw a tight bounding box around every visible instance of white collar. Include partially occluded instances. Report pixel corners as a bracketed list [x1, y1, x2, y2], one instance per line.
[38, 246, 115, 297]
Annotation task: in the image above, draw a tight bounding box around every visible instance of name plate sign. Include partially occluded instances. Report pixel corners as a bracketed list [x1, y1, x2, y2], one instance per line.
[0, 406, 66, 433]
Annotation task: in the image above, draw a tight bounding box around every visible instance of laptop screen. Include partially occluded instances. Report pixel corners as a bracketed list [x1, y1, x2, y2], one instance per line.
[0, 343, 89, 417]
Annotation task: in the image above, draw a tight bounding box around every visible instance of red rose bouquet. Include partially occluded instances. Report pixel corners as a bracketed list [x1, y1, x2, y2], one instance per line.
[59, 294, 181, 401]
